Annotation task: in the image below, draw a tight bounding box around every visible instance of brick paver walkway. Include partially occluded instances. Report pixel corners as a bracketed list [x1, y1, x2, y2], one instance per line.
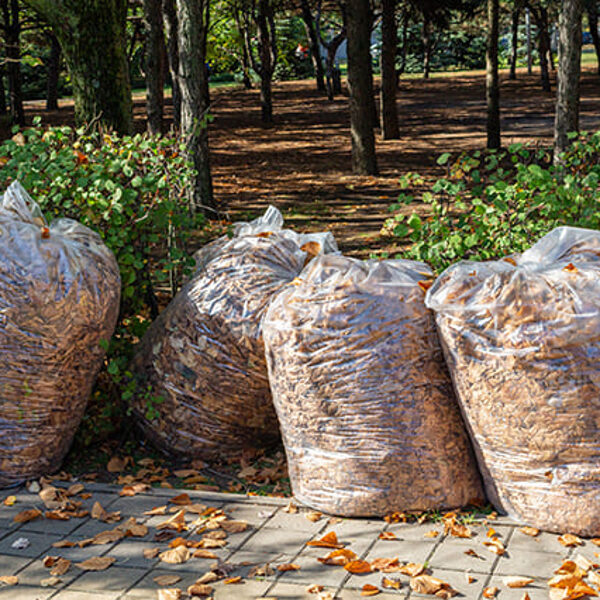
[0, 482, 591, 599]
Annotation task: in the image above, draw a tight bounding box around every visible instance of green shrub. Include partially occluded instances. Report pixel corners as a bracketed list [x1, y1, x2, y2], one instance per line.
[0, 121, 212, 446]
[383, 131, 600, 272]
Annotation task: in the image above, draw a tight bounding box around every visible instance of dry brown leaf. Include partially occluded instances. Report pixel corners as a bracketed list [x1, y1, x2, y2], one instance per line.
[277, 563, 301, 572]
[40, 576, 61, 587]
[159, 546, 190, 564]
[224, 576, 243, 584]
[143, 547, 160, 559]
[588, 572, 600, 586]
[42, 556, 58, 568]
[75, 557, 115, 571]
[558, 534, 584, 547]
[186, 503, 208, 515]
[443, 515, 472, 539]
[503, 576, 534, 588]
[483, 538, 506, 555]
[306, 511, 323, 522]
[284, 501, 298, 514]
[483, 587, 499, 598]
[411, 575, 457, 597]
[50, 558, 71, 576]
[144, 505, 168, 516]
[117, 517, 148, 538]
[197, 538, 227, 549]
[39, 486, 65, 510]
[345, 560, 372, 574]
[465, 573, 476, 584]
[425, 530, 440, 538]
[79, 529, 124, 547]
[591, 539, 600, 547]
[248, 564, 274, 577]
[196, 571, 219, 584]
[193, 549, 218, 559]
[398, 563, 426, 577]
[157, 509, 187, 532]
[170, 493, 191, 506]
[90, 502, 121, 524]
[382, 577, 402, 589]
[519, 526, 540, 537]
[573, 555, 594, 573]
[187, 583, 214, 597]
[220, 520, 248, 534]
[521, 593, 531, 600]
[154, 575, 182, 586]
[378, 532, 397, 540]
[307, 584, 325, 593]
[107, 456, 127, 473]
[13, 508, 42, 523]
[3, 496, 16, 506]
[52, 540, 75, 548]
[0, 575, 18, 585]
[317, 548, 357, 566]
[307, 531, 344, 549]
[157, 589, 182, 600]
[464, 548, 484, 559]
[371, 557, 401, 573]
[66, 483, 84, 496]
[361, 583, 380, 596]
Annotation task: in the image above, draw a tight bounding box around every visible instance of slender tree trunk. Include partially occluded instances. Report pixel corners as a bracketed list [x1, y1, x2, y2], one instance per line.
[588, 3, 600, 75]
[534, 7, 552, 92]
[143, 0, 165, 134]
[398, 8, 408, 81]
[45, 33, 60, 111]
[486, 0, 500, 149]
[554, 0, 583, 159]
[0, 66, 6, 115]
[235, 9, 252, 88]
[26, 0, 132, 134]
[380, 0, 399, 139]
[526, 7, 532, 74]
[175, 0, 215, 212]
[509, 8, 520, 79]
[422, 14, 432, 79]
[300, 0, 325, 92]
[256, 0, 276, 124]
[163, 0, 181, 128]
[547, 26, 555, 70]
[2, 0, 25, 126]
[344, 0, 378, 174]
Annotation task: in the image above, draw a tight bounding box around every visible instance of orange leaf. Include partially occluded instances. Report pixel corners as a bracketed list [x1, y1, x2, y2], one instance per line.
[483, 587, 499, 598]
[317, 549, 357, 566]
[361, 584, 380, 596]
[307, 531, 344, 549]
[224, 576, 243, 584]
[344, 560, 372, 574]
[277, 563, 301, 572]
[170, 493, 191, 506]
[0, 575, 18, 585]
[519, 526, 540, 537]
[119, 483, 149, 497]
[382, 577, 402, 589]
[13, 509, 42, 523]
[558, 534, 583, 547]
[378, 532, 397, 540]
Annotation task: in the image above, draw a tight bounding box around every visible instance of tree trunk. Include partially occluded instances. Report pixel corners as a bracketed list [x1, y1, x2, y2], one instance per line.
[163, 0, 181, 129]
[422, 14, 432, 79]
[509, 8, 519, 79]
[25, 0, 132, 134]
[533, 7, 552, 92]
[398, 8, 408, 81]
[300, 0, 326, 92]
[526, 7, 532, 74]
[235, 9, 252, 89]
[143, 0, 165, 135]
[0, 66, 6, 115]
[256, 0, 276, 124]
[45, 33, 60, 111]
[588, 2, 600, 75]
[486, 0, 500, 149]
[344, 0, 378, 175]
[175, 0, 214, 213]
[554, 0, 583, 159]
[2, 0, 25, 126]
[380, 0, 399, 139]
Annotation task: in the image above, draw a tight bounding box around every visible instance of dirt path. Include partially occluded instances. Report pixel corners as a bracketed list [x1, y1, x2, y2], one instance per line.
[12, 66, 600, 257]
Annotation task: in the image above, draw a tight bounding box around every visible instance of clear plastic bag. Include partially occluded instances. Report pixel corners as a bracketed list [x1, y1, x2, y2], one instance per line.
[426, 226, 600, 535]
[131, 207, 338, 459]
[263, 254, 483, 516]
[0, 182, 120, 487]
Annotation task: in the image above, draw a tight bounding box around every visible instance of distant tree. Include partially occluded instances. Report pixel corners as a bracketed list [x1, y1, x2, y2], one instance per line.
[25, 0, 132, 133]
[0, 65, 6, 114]
[585, 0, 600, 75]
[380, 0, 399, 138]
[509, 5, 520, 79]
[316, 2, 345, 100]
[175, 0, 215, 212]
[343, 0, 378, 174]
[163, 0, 182, 128]
[299, 0, 326, 92]
[143, 0, 166, 134]
[486, 0, 500, 148]
[45, 31, 60, 111]
[527, 1, 552, 91]
[0, 0, 25, 125]
[554, 0, 583, 158]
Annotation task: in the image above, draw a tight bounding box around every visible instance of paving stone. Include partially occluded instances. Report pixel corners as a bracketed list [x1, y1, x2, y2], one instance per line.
[265, 510, 328, 533]
[235, 526, 312, 556]
[0, 531, 63, 558]
[366, 539, 438, 565]
[301, 520, 386, 558]
[428, 539, 495, 574]
[121, 569, 200, 598]
[338, 588, 408, 600]
[49, 543, 115, 564]
[486, 576, 550, 600]
[0, 553, 33, 574]
[50, 589, 121, 600]
[223, 550, 294, 581]
[64, 519, 126, 540]
[492, 549, 564, 580]
[269, 551, 349, 587]
[13, 555, 79, 589]
[408, 567, 487, 599]
[221, 503, 278, 528]
[0, 585, 54, 599]
[213, 579, 272, 599]
[506, 529, 568, 556]
[68, 566, 148, 592]
[105, 495, 174, 517]
[268, 582, 341, 600]
[102, 539, 161, 569]
[20, 517, 91, 537]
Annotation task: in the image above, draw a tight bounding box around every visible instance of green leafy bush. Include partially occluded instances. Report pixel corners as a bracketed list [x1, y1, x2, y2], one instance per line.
[0, 122, 211, 446]
[383, 131, 600, 272]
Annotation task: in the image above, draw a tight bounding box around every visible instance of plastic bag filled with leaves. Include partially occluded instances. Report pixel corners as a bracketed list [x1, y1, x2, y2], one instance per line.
[0, 182, 120, 487]
[262, 254, 482, 516]
[131, 207, 338, 460]
[426, 226, 600, 536]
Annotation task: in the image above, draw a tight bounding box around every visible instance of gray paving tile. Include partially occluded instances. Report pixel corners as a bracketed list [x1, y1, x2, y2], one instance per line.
[0, 531, 62, 558]
[0, 584, 53, 599]
[486, 576, 551, 600]
[13, 555, 79, 589]
[221, 503, 278, 528]
[121, 569, 200, 599]
[269, 582, 342, 600]
[235, 526, 312, 556]
[213, 578, 272, 599]
[409, 567, 487, 599]
[19, 517, 91, 538]
[367, 538, 437, 564]
[107, 495, 179, 517]
[103, 539, 160, 569]
[429, 540, 495, 574]
[339, 588, 408, 600]
[0, 554, 33, 574]
[492, 549, 563, 580]
[265, 510, 328, 533]
[270, 550, 348, 588]
[48, 543, 115, 564]
[68, 566, 148, 592]
[50, 589, 121, 599]
[506, 529, 569, 556]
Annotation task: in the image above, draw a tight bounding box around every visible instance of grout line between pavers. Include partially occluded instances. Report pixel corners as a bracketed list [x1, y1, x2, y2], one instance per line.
[116, 565, 157, 600]
[476, 525, 516, 600]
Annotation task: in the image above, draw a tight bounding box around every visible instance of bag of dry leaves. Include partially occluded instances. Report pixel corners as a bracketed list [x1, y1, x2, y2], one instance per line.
[131, 207, 338, 460]
[0, 182, 120, 487]
[262, 254, 483, 516]
[426, 226, 600, 536]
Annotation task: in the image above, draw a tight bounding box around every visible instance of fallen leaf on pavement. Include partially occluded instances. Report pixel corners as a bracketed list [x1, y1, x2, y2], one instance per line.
[159, 546, 190, 564]
[50, 558, 71, 576]
[91, 502, 121, 523]
[483, 538, 505, 555]
[398, 563, 426, 577]
[75, 557, 115, 571]
[157, 510, 187, 532]
[118, 517, 148, 537]
[425, 530, 440, 538]
[573, 555, 593, 573]
[13, 509, 42, 523]
[224, 576, 243, 584]
[0, 575, 18, 585]
[519, 527, 540, 537]
[382, 577, 402, 589]
[144, 505, 168, 516]
[284, 501, 298, 513]
[465, 573, 476, 584]
[379, 532, 397, 540]
[187, 583, 213, 597]
[307, 531, 344, 549]
[521, 593, 531, 600]
[588, 571, 600, 586]
[248, 564, 274, 577]
[193, 549, 218, 559]
[361, 583, 380, 596]
[591, 539, 600, 547]
[40, 576, 61, 587]
[307, 584, 324, 593]
[170, 493, 191, 506]
[558, 534, 583, 547]
[317, 549, 357, 566]
[345, 560, 372, 574]
[3, 496, 16, 506]
[483, 587, 499, 598]
[79, 529, 124, 547]
[154, 575, 181, 586]
[119, 483, 149, 497]
[410, 574, 457, 598]
[464, 549, 484, 559]
[66, 484, 84, 496]
[157, 589, 181, 600]
[306, 511, 323, 522]
[143, 547, 160, 559]
[52, 540, 75, 548]
[196, 571, 220, 584]
[220, 520, 248, 534]
[277, 563, 301, 572]
[503, 576, 534, 588]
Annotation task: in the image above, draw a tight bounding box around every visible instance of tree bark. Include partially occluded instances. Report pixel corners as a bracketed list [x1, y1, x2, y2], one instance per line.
[531, 6, 551, 91]
[234, 7, 252, 88]
[398, 8, 408, 81]
[344, 0, 378, 174]
[1, 0, 25, 126]
[509, 8, 520, 79]
[163, 0, 181, 129]
[175, 0, 215, 212]
[143, 0, 165, 135]
[554, 0, 583, 159]
[486, 0, 500, 149]
[422, 14, 432, 79]
[256, 0, 276, 124]
[0, 65, 6, 115]
[587, 2, 600, 75]
[380, 0, 399, 139]
[300, 0, 326, 92]
[25, 0, 132, 134]
[45, 33, 60, 111]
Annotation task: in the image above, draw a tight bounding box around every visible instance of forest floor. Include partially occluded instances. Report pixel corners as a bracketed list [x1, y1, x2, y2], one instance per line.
[13, 64, 600, 258]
